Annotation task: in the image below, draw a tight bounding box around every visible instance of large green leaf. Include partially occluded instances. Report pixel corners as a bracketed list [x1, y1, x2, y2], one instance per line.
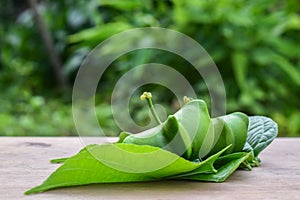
[25, 143, 230, 194]
[243, 116, 278, 157]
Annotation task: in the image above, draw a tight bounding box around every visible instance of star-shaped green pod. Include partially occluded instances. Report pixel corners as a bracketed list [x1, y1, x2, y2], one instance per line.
[119, 93, 249, 161]
[118, 98, 214, 160]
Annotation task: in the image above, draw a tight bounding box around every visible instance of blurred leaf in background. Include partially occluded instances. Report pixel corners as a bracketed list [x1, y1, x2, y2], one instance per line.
[0, 0, 299, 136]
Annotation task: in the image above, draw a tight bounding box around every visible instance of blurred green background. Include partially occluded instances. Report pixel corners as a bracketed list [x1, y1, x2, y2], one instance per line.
[1, 0, 299, 137]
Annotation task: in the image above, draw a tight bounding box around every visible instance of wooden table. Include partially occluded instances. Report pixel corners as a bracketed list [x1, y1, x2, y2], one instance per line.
[0, 137, 299, 200]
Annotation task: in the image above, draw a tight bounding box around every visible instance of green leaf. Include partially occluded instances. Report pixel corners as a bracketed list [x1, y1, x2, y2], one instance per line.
[243, 116, 278, 157]
[68, 22, 131, 44]
[25, 143, 231, 194]
[25, 143, 195, 194]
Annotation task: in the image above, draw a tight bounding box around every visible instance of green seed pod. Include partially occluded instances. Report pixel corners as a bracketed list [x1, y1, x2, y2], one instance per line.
[174, 99, 214, 160]
[207, 112, 248, 157]
[118, 94, 249, 161]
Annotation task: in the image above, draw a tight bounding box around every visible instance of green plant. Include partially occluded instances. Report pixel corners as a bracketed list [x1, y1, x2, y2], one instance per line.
[66, 0, 300, 136]
[0, 0, 116, 136]
[25, 93, 277, 194]
[1, 0, 299, 137]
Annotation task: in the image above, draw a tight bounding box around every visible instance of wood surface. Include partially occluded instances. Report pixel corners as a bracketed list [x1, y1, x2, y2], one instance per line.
[0, 137, 299, 200]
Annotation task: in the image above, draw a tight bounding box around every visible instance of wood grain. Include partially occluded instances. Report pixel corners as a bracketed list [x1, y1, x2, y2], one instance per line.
[0, 137, 299, 200]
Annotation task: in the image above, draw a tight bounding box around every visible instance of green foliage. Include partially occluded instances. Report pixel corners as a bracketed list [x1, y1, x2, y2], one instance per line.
[179, 0, 300, 137]
[1, 0, 300, 136]
[0, 94, 117, 136]
[0, 1, 117, 136]
[66, 0, 300, 136]
[25, 96, 277, 194]
[0, 96, 73, 136]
